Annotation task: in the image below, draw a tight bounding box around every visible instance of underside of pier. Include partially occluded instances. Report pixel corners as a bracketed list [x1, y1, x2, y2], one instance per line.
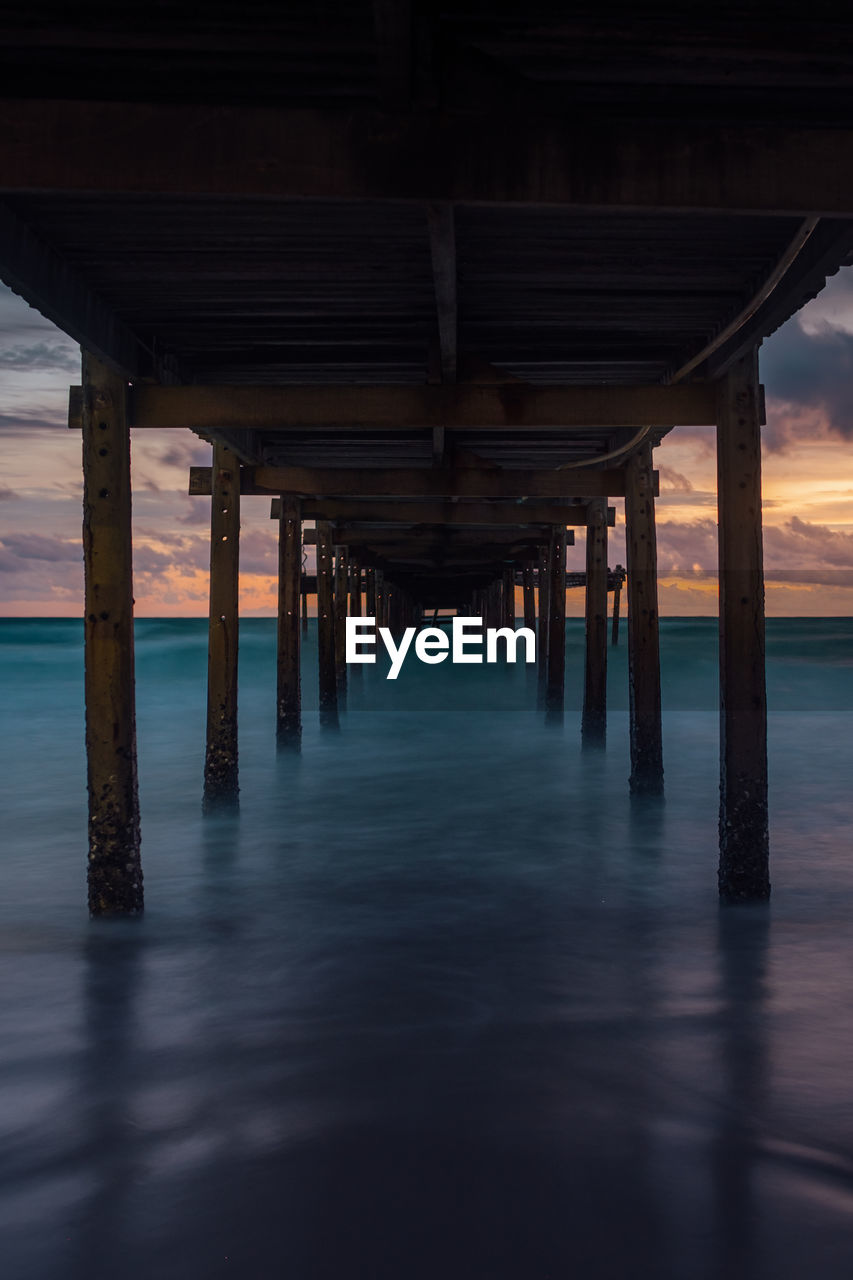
[3, 2, 853, 911]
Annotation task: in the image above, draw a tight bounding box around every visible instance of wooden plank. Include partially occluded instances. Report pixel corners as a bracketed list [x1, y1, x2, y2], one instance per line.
[582, 497, 608, 747]
[276, 497, 301, 747]
[502, 565, 516, 627]
[611, 565, 625, 646]
[82, 352, 142, 915]
[625, 442, 663, 794]
[537, 544, 549, 710]
[316, 522, 338, 729]
[204, 443, 241, 809]
[545, 526, 567, 723]
[271, 497, 614, 526]
[295, 527, 574, 549]
[1, 201, 143, 377]
[6, 100, 853, 215]
[365, 566, 377, 618]
[523, 562, 536, 631]
[427, 204, 457, 385]
[192, 464, 643, 499]
[333, 544, 349, 706]
[717, 352, 770, 902]
[135, 382, 716, 431]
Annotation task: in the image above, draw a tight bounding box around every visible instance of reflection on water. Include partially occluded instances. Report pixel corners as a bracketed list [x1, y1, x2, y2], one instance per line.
[1, 621, 853, 1277]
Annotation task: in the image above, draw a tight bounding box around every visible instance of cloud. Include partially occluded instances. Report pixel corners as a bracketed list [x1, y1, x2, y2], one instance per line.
[0, 408, 67, 435]
[0, 342, 79, 374]
[656, 518, 718, 572]
[764, 516, 853, 570]
[0, 532, 81, 564]
[657, 465, 694, 493]
[0, 488, 18, 501]
[761, 316, 853, 447]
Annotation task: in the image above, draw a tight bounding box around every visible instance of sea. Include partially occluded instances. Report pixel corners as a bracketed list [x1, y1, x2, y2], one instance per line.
[1, 616, 853, 1279]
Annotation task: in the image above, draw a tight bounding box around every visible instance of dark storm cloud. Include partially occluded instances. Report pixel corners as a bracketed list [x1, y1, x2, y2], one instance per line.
[761, 317, 853, 446]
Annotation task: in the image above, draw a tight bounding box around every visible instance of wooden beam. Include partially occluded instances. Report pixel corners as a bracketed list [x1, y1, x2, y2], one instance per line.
[545, 526, 567, 724]
[272, 497, 614, 526]
[295, 527, 575, 548]
[7, 100, 853, 214]
[373, 0, 414, 107]
[717, 352, 770, 902]
[192, 464, 646, 500]
[625, 442, 663, 795]
[204, 443, 240, 810]
[82, 352, 142, 916]
[427, 204, 457, 384]
[276, 497, 301, 748]
[582, 498, 608, 747]
[333, 544, 349, 707]
[131, 382, 716, 431]
[537, 544, 550, 711]
[1, 201, 143, 377]
[316, 522, 338, 729]
[522, 563, 536, 632]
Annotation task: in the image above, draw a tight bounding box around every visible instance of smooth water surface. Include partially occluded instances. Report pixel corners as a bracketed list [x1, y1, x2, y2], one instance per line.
[1, 619, 853, 1278]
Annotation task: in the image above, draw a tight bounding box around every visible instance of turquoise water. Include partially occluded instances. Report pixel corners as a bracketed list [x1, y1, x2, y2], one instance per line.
[1, 618, 853, 1278]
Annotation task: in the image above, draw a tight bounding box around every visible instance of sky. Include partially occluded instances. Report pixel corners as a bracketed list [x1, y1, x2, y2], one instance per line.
[1, 270, 852, 617]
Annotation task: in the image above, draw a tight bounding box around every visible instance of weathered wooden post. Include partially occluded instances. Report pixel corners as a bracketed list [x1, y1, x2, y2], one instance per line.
[276, 496, 301, 748]
[350, 557, 362, 618]
[583, 497, 608, 747]
[316, 522, 338, 728]
[625, 441, 663, 794]
[537, 544, 550, 710]
[717, 352, 770, 901]
[204, 441, 241, 810]
[611, 565, 624, 646]
[365, 566, 377, 618]
[502, 565, 515, 627]
[300, 573, 309, 634]
[333, 545, 348, 709]
[546, 525, 567, 724]
[82, 352, 143, 915]
[522, 563, 536, 631]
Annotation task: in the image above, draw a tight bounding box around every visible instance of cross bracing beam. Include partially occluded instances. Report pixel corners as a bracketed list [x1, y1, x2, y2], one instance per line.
[269, 498, 616, 526]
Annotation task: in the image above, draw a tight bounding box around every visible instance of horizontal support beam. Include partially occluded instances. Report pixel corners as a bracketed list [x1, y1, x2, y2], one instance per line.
[300, 528, 575, 549]
[6, 99, 853, 214]
[270, 498, 615, 526]
[190, 464, 651, 499]
[116, 382, 715, 431]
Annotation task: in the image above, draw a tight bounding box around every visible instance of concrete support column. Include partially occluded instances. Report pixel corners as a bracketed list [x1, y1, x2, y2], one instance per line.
[625, 441, 663, 794]
[717, 352, 770, 901]
[276, 496, 302, 748]
[204, 441, 240, 810]
[82, 352, 143, 915]
[582, 497, 608, 747]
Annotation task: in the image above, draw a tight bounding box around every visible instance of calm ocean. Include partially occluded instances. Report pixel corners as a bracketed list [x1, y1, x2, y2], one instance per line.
[2, 617, 853, 1278]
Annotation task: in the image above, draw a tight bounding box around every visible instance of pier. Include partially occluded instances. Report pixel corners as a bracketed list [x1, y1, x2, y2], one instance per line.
[3, 5, 853, 916]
